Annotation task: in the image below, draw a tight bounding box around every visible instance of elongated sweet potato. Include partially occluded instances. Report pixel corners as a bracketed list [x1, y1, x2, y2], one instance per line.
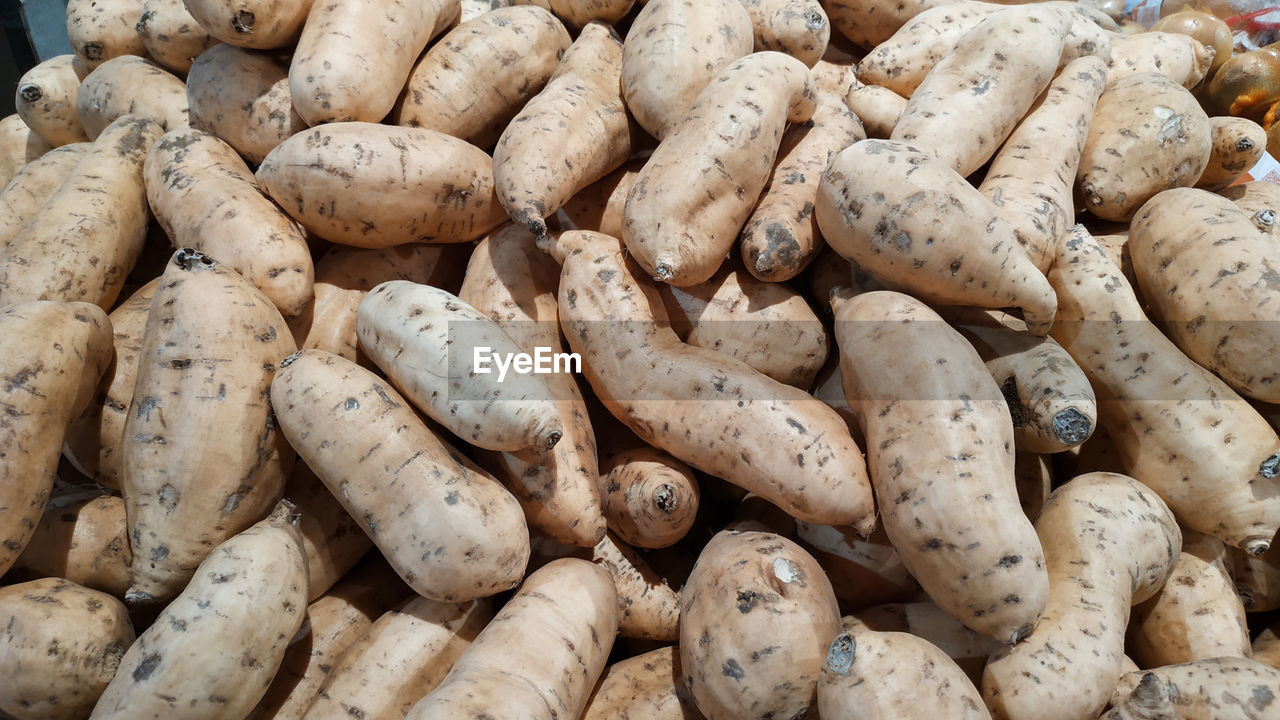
[854, 600, 1000, 686]
[1195, 116, 1265, 191]
[186, 43, 305, 165]
[89, 502, 308, 719]
[581, 646, 704, 720]
[76, 56, 190, 139]
[620, 0, 754, 140]
[9, 491, 132, 598]
[122, 250, 296, 605]
[855, 1, 1000, 96]
[1110, 659, 1280, 720]
[290, 0, 458, 125]
[738, 0, 830, 66]
[0, 142, 88, 246]
[271, 349, 530, 601]
[546, 230, 876, 529]
[845, 76, 905, 137]
[65, 0, 146, 72]
[492, 21, 630, 236]
[624, 51, 816, 286]
[1107, 30, 1213, 87]
[136, 0, 218, 74]
[285, 462, 373, 601]
[183, 0, 314, 48]
[257, 123, 507, 247]
[0, 114, 53, 186]
[512, 0, 635, 26]
[823, 0, 957, 49]
[15, 55, 89, 147]
[1050, 225, 1280, 553]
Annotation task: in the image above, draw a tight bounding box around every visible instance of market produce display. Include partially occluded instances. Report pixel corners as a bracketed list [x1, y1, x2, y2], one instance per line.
[10, 0, 1280, 717]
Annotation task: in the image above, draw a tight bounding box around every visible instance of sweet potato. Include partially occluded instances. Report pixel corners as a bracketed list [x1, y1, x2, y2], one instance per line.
[1195, 116, 1265, 191]
[823, 0, 956, 49]
[122, 250, 296, 604]
[0, 142, 88, 246]
[737, 0, 830, 66]
[491, 21, 630, 236]
[978, 54, 1108, 272]
[845, 76, 906, 137]
[0, 114, 53, 186]
[461, 0, 512, 20]
[854, 1, 1000, 97]
[65, 0, 146, 72]
[458, 226, 605, 545]
[357, 280, 565, 453]
[818, 628, 991, 719]
[981, 472, 1181, 720]
[1077, 72, 1212, 222]
[680, 529, 839, 720]
[284, 462, 373, 601]
[89, 502, 308, 719]
[404, 558, 617, 720]
[290, 0, 458, 125]
[1110, 659, 1280, 720]
[739, 85, 864, 282]
[620, 0, 754, 140]
[855, 600, 1000, 686]
[0, 578, 134, 720]
[816, 139, 1057, 334]
[1126, 530, 1250, 668]
[182, 0, 314, 48]
[546, 230, 876, 529]
[143, 128, 313, 317]
[624, 52, 816, 286]
[394, 5, 569, 148]
[556, 158, 640, 238]
[257, 123, 506, 247]
[186, 43, 305, 165]
[891, 5, 1070, 178]
[15, 55, 89, 147]
[1227, 542, 1280, 612]
[511, 0, 635, 26]
[599, 447, 699, 549]
[75, 56, 190, 139]
[581, 646, 704, 720]
[271, 349, 530, 601]
[135, 0, 218, 75]
[302, 595, 491, 720]
[0, 302, 113, 577]
[1107, 31, 1213, 88]
[1102, 673, 1180, 720]
[834, 290, 1048, 642]
[795, 521, 920, 610]
[9, 491, 132, 598]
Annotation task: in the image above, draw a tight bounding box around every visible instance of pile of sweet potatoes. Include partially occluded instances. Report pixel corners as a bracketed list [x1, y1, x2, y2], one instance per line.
[4, 1, 1280, 719]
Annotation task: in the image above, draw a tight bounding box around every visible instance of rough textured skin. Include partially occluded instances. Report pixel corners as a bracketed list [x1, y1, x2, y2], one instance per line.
[818, 629, 991, 719]
[62, 279, 156, 490]
[621, 0, 754, 140]
[737, 0, 830, 66]
[680, 530, 839, 720]
[75, 56, 190, 139]
[1130, 188, 1280, 404]
[1077, 72, 1211, 223]
[290, 0, 458, 125]
[492, 21, 630, 237]
[660, 263, 830, 388]
[461, 0, 513, 20]
[945, 308, 1097, 454]
[854, 601, 1001, 687]
[65, 0, 146, 72]
[1107, 31, 1213, 88]
[1126, 530, 1250, 668]
[284, 463, 373, 602]
[978, 55, 1108, 273]
[624, 52, 816, 286]
[557, 159, 640, 238]
[0, 114, 53, 187]
[547, 231, 876, 529]
[1101, 673, 1181, 720]
[9, 492, 133, 598]
[795, 522, 920, 610]
[122, 251, 297, 605]
[182, 0, 314, 49]
[357, 280, 564, 453]
[0, 578, 134, 720]
[855, 1, 1000, 96]
[1196, 116, 1265, 190]
[891, 5, 1069, 178]
[405, 558, 618, 720]
[144, 128, 314, 317]
[290, 243, 470, 365]
[303, 595, 491, 720]
[834, 291, 1048, 642]
[15, 55, 88, 147]
[982, 473, 1181, 720]
[459, 226, 605, 546]
[257, 123, 507, 247]
[740, 85, 864, 282]
[581, 646, 705, 720]
[1110, 659, 1280, 720]
[0, 302, 113, 577]
[816, 139, 1057, 335]
[89, 504, 308, 720]
[823, 0, 957, 48]
[136, 0, 218, 74]
[394, 5, 569, 148]
[271, 349, 530, 601]
[511, 0, 635, 26]
[845, 77, 906, 138]
[599, 447, 699, 549]
[0, 116, 160, 310]
[1050, 226, 1280, 553]
[0, 143, 88, 246]
[186, 43, 306, 165]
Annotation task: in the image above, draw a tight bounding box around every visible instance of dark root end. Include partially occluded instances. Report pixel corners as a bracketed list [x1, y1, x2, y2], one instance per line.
[1052, 407, 1093, 445]
[544, 429, 563, 451]
[174, 248, 215, 271]
[82, 42, 103, 61]
[280, 350, 303, 368]
[653, 484, 676, 513]
[824, 633, 854, 675]
[654, 264, 673, 283]
[1260, 452, 1280, 479]
[231, 10, 255, 34]
[17, 85, 41, 103]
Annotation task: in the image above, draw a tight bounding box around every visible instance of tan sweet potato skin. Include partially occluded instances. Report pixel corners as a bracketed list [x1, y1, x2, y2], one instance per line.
[0, 116, 159, 311]
[582, 646, 705, 720]
[0, 142, 88, 246]
[512, 0, 635, 26]
[75, 56, 190, 139]
[395, 5, 571, 148]
[1110, 659, 1280, 720]
[823, 0, 957, 49]
[186, 43, 306, 165]
[290, 0, 459, 125]
[65, 0, 147, 72]
[257, 123, 506, 247]
[1107, 31, 1214, 88]
[15, 55, 89, 147]
[557, 158, 640, 238]
[1196, 116, 1265, 190]
[144, 128, 314, 317]
[284, 462, 373, 602]
[599, 447, 699, 550]
[854, 1, 1000, 97]
[0, 578, 135, 720]
[9, 492, 133, 598]
[182, 0, 314, 49]
[0, 302, 113, 578]
[738, 0, 830, 66]
[0, 114, 53, 187]
[136, 0, 218, 74]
